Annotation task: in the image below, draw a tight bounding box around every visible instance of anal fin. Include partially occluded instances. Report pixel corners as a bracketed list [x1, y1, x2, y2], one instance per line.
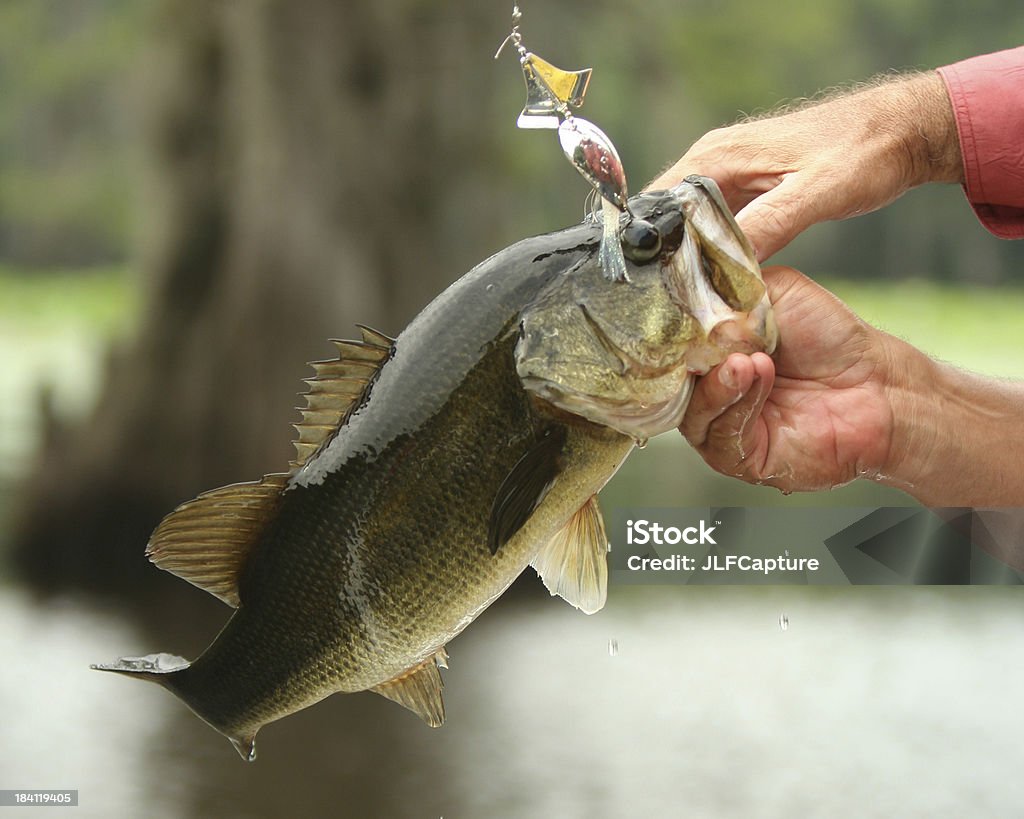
[531, 495, 609, 615]
[371, 648, 448, 727]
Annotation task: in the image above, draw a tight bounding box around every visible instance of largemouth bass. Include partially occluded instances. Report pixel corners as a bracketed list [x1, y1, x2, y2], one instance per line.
[94, 176, 776, 760]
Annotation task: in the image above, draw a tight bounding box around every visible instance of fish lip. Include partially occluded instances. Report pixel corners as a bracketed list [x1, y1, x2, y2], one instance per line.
[522, 372, 695, 440]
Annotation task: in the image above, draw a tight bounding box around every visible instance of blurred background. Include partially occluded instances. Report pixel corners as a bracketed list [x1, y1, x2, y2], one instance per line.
[2, 1, 1024, 816]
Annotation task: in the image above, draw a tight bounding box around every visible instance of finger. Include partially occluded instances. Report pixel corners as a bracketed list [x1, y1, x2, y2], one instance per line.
[699, 353, 776, 477]
[759, 264, 813, 304]
[644, 162, 683, 193]
[680, 354, 758, 448]
[645, 156, 745, 208]
[735, 177, 816, 262]
[645, 154, 709, 192]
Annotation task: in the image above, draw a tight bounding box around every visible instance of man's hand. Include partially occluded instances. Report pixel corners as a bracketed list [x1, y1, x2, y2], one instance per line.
[681, 266, 894, 493]
[648, 72, 962, 261]
[681, 266, 1024, 506]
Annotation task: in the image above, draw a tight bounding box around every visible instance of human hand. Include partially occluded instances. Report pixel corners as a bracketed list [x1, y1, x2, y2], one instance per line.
[680, 266, 894, 493]
[681, 266, 1024, 505]
[648, 72, 963, 261]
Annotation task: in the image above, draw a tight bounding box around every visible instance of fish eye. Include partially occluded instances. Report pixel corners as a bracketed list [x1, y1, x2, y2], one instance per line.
[649, 209, 685, 259]
[620, 218, 662, 264]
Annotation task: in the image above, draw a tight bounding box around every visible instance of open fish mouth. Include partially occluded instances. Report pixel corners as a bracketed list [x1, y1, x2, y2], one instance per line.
[516, 176, 777, 442]
[519, 293, 771, 442]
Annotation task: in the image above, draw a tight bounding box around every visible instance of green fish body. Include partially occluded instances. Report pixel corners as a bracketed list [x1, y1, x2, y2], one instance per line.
[95, 178, 776, 760]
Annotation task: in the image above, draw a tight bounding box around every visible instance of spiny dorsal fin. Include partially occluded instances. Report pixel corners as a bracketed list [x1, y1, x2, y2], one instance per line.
[146, 473, 288, 607]
[290, 325, 394, 469]
[530, 495, 609, 615]
[371, 647, 448, 727]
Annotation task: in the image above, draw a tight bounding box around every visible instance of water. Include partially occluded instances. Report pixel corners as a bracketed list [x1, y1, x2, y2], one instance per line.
[0, 587, 186, 819]
[3, 583, 1023, 817]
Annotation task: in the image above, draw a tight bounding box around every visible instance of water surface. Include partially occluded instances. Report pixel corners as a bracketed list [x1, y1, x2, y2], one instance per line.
[4, 583, 1021, 817]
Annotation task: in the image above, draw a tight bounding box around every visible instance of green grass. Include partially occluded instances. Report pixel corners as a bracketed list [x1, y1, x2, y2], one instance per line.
[0, 265, 137, 477]
[0, 264, 137, 336]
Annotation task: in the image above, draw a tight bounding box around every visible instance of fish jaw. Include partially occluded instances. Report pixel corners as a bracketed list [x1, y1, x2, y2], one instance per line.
[662, 223, 778, 375]
[515, 177, 777, 441]
[523, 368, 696, 442]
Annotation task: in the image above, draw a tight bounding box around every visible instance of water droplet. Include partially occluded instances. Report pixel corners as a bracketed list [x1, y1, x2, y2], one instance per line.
[608, 638, 618, 656]
[635, 438, 648, 450]
[779, 614, 789, 632]
[485, 283, 495, 292]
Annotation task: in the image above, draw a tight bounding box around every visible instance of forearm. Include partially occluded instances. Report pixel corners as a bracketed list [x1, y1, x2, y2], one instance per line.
[879, 334, 1024, 505]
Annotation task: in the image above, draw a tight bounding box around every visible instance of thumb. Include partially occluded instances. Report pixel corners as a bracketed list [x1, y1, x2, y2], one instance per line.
[735, 175, 816, 262]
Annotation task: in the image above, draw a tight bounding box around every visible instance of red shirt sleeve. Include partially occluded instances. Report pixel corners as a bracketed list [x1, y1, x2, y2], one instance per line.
[938, 46, 1024, 239]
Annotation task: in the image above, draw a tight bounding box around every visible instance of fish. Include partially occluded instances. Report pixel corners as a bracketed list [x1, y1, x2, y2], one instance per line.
[93, 176, 777, 761]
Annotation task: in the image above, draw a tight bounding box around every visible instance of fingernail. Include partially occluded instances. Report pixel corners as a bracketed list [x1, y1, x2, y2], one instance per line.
[720, 365, 737, 390]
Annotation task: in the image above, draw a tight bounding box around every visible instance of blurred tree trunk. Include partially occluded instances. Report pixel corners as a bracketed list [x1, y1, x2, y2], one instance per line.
[11, 0, 511, 593]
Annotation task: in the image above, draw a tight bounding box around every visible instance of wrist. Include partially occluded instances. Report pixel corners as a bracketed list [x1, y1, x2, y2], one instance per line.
[892, 72, 964, 187]
[878, 337, 1024, 505]
[875, 333, 943, 496]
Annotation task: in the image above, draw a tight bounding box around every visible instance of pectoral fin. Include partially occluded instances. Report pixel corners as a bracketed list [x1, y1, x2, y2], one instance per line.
[371, 648, 449, 727]
[531, 495, 609, 614]
[488, 426, 567, 555]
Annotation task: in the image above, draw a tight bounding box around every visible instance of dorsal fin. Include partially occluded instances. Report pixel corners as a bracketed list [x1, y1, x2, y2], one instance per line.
[146, 473, 289, 606]
[146, 325, 394, 606]
[530, 495, 609, 614]
[371, 648, 448, 727]
[290, 325, 394, 468]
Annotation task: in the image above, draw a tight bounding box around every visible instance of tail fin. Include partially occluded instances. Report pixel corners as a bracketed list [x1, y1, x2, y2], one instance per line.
[91, 653, 258, 762]
[91, 652, 191, 684]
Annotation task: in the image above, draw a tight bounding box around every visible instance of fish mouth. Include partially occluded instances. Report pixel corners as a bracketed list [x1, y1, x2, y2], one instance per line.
[520, 290, 774, 441]
[523, 369, 696, 442]
[521, 306, 698, 440]
[516, 175, 777, 442]
[520, 263, 775, 441]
